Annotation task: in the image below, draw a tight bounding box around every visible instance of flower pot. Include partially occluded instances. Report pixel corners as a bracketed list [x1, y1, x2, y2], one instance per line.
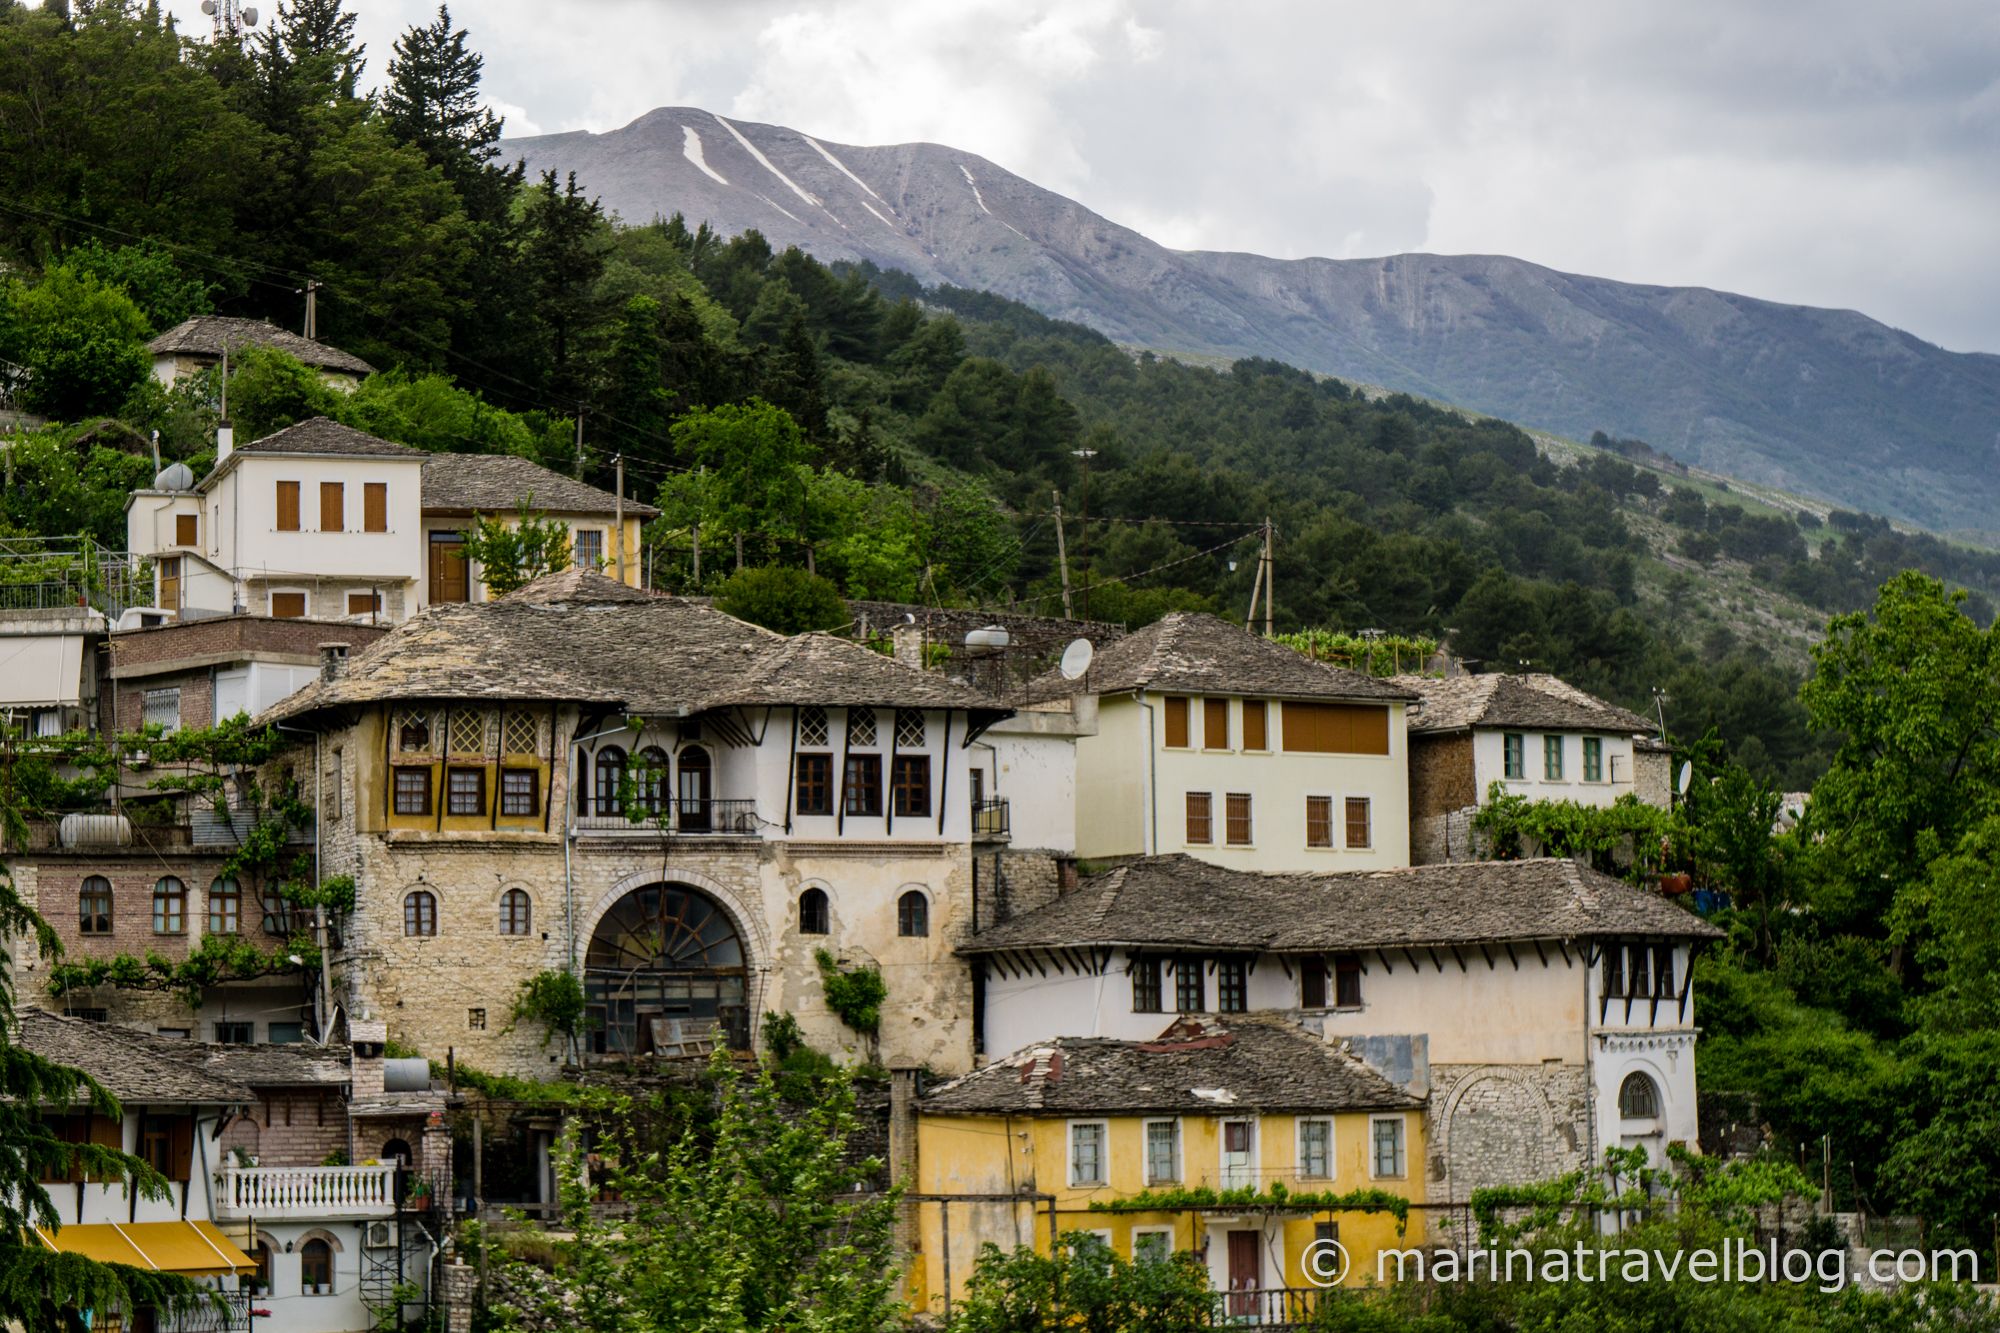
[1657, 872, 1693, 896]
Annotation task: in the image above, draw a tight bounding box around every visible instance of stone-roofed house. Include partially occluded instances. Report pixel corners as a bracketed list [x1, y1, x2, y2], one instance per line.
[955, 852, 1721, 1218]
[258, 568, 1014, 1079]
[909, 1014, 1426, 1311]
[420, 452, 659, 606]
[1026, 612, 1418, 871]
[1391, 672, 1670, 863]
[146, 316, 375, 390]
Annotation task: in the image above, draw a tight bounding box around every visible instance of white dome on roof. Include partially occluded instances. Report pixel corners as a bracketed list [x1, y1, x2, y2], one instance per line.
[155, 462, 196, 491]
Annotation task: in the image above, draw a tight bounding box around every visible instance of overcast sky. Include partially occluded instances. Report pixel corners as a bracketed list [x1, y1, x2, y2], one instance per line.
[163, 0, 2000, 353]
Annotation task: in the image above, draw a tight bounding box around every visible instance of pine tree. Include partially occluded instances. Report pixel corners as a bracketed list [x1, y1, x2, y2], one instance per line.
[381, 6, 511, 207]
[267, 0, 364, 101]
[522, 170, 611, 406]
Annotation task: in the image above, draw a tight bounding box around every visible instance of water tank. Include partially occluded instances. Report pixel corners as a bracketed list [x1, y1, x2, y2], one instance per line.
[154, 462, 195, 491]
[963, 625, 1011, 656]
[382, 1058, 432, 1092]
[59, 813, 132, 848]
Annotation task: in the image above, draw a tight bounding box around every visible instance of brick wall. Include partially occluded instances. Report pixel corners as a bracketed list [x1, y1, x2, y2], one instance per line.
[111, 614, 388, 673]
[217, 1088, 349, 1167]
[119, 668, 216, 734]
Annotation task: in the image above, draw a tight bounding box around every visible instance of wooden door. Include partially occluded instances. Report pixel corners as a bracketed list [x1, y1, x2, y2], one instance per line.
[158, 557, 181, 612]
[429, 535, 468, 603]
[1227, 1230, 1261, 1317]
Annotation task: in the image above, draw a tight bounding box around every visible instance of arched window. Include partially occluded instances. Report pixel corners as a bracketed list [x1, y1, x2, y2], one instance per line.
[208, 877, 240, 935]
[594, 746, 626, 817]
[897, 890, 929, 938]
[381, 1137, 413, 1166]
[799, 887, 830, 935]
[152, 877, 186, 934]
[678, 745, 713, 830]
[404, 890, 437, 938]
[634, 747, 670, 817]
[79, 876, 112, 935]
[300, 1237, 333, 1295]
[499, 888, 532, 936]
[1619, 1072, 1660, 1119]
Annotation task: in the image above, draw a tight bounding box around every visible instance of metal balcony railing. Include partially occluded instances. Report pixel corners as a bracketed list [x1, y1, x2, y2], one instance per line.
[971, 797, 1011, 839]
[574, 798, 760, 836]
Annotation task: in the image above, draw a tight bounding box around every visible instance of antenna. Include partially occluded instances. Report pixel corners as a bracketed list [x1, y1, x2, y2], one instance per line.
[1058, 638, 1094, 681]
[202, 0, 260, 39]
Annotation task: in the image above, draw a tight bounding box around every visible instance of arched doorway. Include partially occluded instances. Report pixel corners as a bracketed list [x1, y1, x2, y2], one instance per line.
[584, 883, 749, 1057]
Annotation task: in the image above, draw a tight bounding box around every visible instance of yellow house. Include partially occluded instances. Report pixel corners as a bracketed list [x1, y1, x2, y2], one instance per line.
[911, 1015, 1426, 1318]
[419, 453, 657, 604]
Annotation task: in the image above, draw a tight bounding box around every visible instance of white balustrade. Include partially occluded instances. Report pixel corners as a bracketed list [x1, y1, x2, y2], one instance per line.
[217, 1164, 398, 1219]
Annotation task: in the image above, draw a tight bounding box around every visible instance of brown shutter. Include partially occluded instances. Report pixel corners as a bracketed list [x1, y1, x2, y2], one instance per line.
[174, 513, 197, 546]
[1242, 700, 1267, 751]
[1225, 793, 1252, 845]
[1306, 795, 1333, 848]
[320, 481, 344, 532]
[271, 592, 306, 619]
[1163, 697, 1189, 748]
[169, 1115, 195, 1181]
[1203, 698, 1230, 750]
[1345, 797, 1372, 849]
[1185, 792, 1212, 845]
[1281, 702, 1390, 755]
[275, 480, 300, 531]
[363, 482, 388, 532]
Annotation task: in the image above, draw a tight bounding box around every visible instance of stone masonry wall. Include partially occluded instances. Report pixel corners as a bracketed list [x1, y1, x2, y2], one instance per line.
[1408, 733, 1478, 865]
[1427, 1061, 1592, 1214]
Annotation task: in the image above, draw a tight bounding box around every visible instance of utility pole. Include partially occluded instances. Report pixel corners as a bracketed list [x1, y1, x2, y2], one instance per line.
[1069, 449, 1097, 617]
[302, 280, 322, 341]
[691, 465, 703, 587]
[1243, 543, 1263, 632]
[1262, 516, 1274, 638]
[573, 411, 586, 480]
[613, 455, 626, 584]
[1052, 489, 1074, 620]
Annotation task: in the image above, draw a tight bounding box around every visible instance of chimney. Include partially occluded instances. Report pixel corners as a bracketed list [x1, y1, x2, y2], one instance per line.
[215, 421, 233, 463]
[887, 1065, 921, 1253]
[318, 642, 350, 681]
[350, 1018, 387, 1102]
[891, 624, 925, 671]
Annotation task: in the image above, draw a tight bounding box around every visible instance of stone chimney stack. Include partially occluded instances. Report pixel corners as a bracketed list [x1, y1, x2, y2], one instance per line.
[892, 624, 925, 671]
[318, 642, 350, 682]
[887, 1065, 921, 1253]
[350, 1018, 387, 1102]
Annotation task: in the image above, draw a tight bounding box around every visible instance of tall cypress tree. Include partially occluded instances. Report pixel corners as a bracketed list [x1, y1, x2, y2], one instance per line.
[382, 5, 515, 213]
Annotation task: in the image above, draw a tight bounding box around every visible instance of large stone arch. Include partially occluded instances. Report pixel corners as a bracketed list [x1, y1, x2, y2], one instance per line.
[576, 869, 769, 1057]
[1435, 1066, 1572, 1207]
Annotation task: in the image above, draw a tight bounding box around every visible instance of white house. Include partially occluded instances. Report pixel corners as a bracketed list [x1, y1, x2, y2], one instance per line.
[145, 317, 374, 392]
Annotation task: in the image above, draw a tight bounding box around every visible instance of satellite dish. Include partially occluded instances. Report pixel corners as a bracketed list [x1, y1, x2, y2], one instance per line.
[1058, 638, 1094, 681]
[201, 0, 216, 11]
[1676, 761, 1693, 795]
[241, 6, 258, 23]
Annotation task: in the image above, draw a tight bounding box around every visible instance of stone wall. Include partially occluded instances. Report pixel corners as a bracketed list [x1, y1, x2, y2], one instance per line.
[110, 614, 388, 673]
[218, 1088, 350, 1167]
[1408, 733, 1480, 864]
[1634, 745, 1672, 808]
[1427, 1061, 1592, 1212]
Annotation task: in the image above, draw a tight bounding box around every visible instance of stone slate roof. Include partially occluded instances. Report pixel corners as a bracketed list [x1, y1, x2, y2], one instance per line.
[1030, 613, 1414, 703]
[265, 569, 1005, 723]
[147, 316, 375, 376]
[1393, 673, 1653, 735]
[922, 1015, 1420, 1117]
[421, 453, 661, 519]
[192, 1042, 350, 1088]
[959, 854, 1721, 955]
[17, 1012, 253, 1107]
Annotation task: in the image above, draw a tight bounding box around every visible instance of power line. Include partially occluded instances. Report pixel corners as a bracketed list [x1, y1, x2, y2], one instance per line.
[994, 530, 1260, 613]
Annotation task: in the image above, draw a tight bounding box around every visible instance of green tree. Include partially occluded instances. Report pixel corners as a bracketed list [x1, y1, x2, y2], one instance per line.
[713, 566, 847, 635]
[61, 241, 212, 334]
[223, 345, 337, 441]
[459, 500, 574, 596]
[379, 5, 504, 199]
[599, 295, 675, 462]
[522, 170, 611, 407]
[1, 263, 151, 420]
[954, 1231, 1213, 1333]
[668, 400, 812, 557]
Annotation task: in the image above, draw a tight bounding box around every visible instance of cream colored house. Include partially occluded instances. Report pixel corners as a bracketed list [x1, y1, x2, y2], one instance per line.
[418, 453, 657, 606]
[1039, 614, 1415, 871]
[145, 316, 374, 392]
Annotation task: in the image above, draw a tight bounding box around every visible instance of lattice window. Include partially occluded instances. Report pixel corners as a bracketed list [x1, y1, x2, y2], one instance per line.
[503, 710, 538, 755]
[395, 710, 432, 753]
[798, 706, 829, 747]
[847, 707, 877, 747]
[449, 710, 488, 755]
[895, 709, 926, 748]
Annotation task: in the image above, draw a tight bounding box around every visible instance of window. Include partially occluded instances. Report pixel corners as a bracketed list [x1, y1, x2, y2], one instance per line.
[214, 1022, 253, 1045]
[79, 877, 112, 935]
[326, 751, 342, 821]
[1654, 944, 1676, 998]
[1583, 736, 1604, 782]
[1133, 1229, 1174, 1264]
[396, 710, 432, 752]
[320, 481, 344, 531]
[1185, 792, 1213, 845]
[1221, 1120, 1254, 1187]
[393, 767, 432, 816]
[34, 709, 62, 738]
[798, 706, 830, 747]
[892, 755, 931, 817]
[844, 755, 883, 816]
[1242, 699, 1268, 750]
[1503, 732, 1526, 780]
[897, 890, 929, 938]
[573, 528, 605, 569]
[1344, 797, 1372, 849]
[1175, 957, 1205, 1013]
[500, 768, 539, 817]
[1370, 1117, 1406, 1178]
[270, 591, 306, 619]
[1619, 1072, 1660, 1119]
[447, 767, 485, 816]
[449, 710, 486, 755]
[1281, 702, 1390, 755]
[1629, 944, 1651, 1000]
[174, 512, 197, 546]
[1299, 1118, 1333, 1179]
[1144, 1119, 1181, 1185]
[1306, 795, 1333, 849]
[249, 1241, 272, 1295]
[467, 1008, 486, 1031]
[847, 707, 877, 747]
[499, 889, 532, 936]
[896, 709, 926, 747]
[1069, 1122, 1108, 1186]
[363, 481, 387, 532]
[1301, 957, 1328, 1008]
[300, 1238, 333, 1295]
[1225, 793, 1253, 845]
[1204, 697, 1230, 749]
[503, 710, 538, 755]
[275, 480, 300, 531]
[1163, 696, 1189, 748]
[795, 753, 833, 815]
[799, 887, 830, 935]
[152, 877, 186, 934]
[1603, 944, 1625, 998]
[1335, 954, 1363, 1008]
[1217, 958, 1247, 1013]
[268, 1022, 304, 1044]
[594, 746, 626, 816]
[144, 687, 181, 734]
[207, 878, 240, 935]
[679, 745, 714, 825]
[1544, 735, 1564, 781]
[404, 890, 437, 937]
[633, 747, 669, 816]
[1131, 957, 1162, 1012]
[347, 591, 381, 616]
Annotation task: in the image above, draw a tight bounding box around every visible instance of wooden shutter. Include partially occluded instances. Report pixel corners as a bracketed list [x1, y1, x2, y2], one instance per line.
[271, 592, 306, 619]
[1305, 795, 1332, 848]
[1225, 793, 1252, 845]
[320, 481, 344, 532]
[363, 482, 388, 532]
[1281, 702, 1390, 755]
[1345, 797, 1372, 849]
[1163, 697, 1189, 748]
[1242, 700, 1267, 750]
[174, 513, 197, 546]
[169, 1115, 195, 1181]
[1185, 792, 1212, 845]
[158, 557, 182, 613]
[275, 480, 300, 531]
[1203, 698, 1230, 749]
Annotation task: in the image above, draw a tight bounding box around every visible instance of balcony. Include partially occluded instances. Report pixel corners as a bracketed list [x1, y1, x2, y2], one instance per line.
[971, 797, 1011, 840]
[573, 798, 761, 837]
[1209, 1287, 1327, 1328]
[215, 1164, 398, 1220]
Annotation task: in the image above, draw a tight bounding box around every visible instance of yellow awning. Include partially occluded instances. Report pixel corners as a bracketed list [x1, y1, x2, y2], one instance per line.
[32, 1220, 258, 1276]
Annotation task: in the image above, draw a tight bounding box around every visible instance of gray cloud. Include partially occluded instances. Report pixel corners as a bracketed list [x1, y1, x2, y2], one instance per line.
[161, 0, 2000, 351]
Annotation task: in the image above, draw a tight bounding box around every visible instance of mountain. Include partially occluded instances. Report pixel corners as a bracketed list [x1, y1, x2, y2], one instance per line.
[506, 108, 2000, 533]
